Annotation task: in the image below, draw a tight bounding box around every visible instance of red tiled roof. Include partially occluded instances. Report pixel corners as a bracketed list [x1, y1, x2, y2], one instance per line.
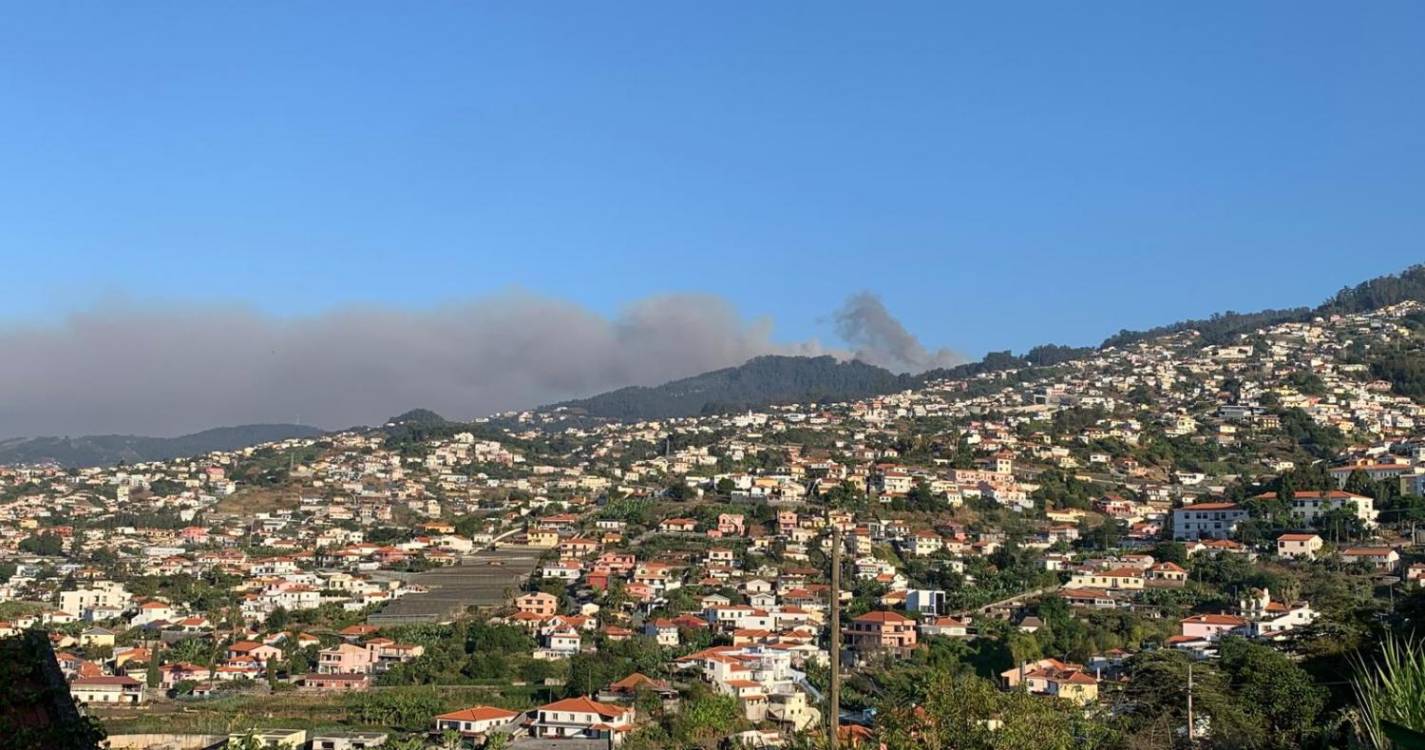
[538, 696, 627, 719]
[436, 705, 520, 722]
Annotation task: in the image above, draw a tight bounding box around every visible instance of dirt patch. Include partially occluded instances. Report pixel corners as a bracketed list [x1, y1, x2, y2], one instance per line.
[214, 487, 298, 515]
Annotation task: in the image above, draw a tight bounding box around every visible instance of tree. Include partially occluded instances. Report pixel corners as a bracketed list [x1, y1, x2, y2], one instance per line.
[1218, 637, 1326, 749]
[1316, 506, 1366, 543]
[1150, 541, 1187, 566]
[267, 606, 290, 630]
[1345, 469, 1376, 499]
[877, 671, 1115, 750]
[670, 691, 746, 749]
[1079, 518, 1122, 550]
[1276, 472, 1297, 506]
[287, 644, 318, 675]
[18, 532, 64, 556]
[906, 480, 939, 511]
[1121, 648, 1270, 748]
[565, 651, 630, 697]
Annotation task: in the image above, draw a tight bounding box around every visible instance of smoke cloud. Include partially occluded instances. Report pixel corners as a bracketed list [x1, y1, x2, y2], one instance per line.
[0, 290, 960, 438]
[0, 293, 828, 439]
[833, 292, 966, 372]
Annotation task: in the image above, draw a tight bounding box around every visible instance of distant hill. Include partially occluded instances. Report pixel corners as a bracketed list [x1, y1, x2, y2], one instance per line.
[544, 346, 1137, 421]
[384, 408, 451, 427]
[0, 424, 324, 468]
[551, 355, 916, 420]
[1101, 264, 1425, 349]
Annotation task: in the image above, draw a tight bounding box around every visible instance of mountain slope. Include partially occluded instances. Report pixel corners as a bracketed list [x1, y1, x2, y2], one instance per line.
[548, 266, 1425, 422]
[552, 355, 915, 419]
[0, 424, 324, 468]
[1101, 264, 1425, 349]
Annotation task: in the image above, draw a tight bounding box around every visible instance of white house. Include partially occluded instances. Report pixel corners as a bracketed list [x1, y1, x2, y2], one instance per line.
[1276, 533, 1323, 560]
[71, 676, 145, 706]
[433, 705, 520, 738]
[1172, 502, 1249, 540]
[531, 697, 633, 743]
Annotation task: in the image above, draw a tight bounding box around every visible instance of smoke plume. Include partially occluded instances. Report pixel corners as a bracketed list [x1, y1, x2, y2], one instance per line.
[0, 293, 826, 438]
[0, 290, 960, 438]
[833, 292, 965, 372]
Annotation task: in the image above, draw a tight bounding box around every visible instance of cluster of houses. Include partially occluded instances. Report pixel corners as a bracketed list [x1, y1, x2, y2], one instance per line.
[2, 303, 1425, 747]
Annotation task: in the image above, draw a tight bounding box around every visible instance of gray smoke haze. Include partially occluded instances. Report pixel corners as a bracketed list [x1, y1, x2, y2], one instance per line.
[833, 292, 966, 372]
[0, 290, 961, 438]
[0, 293, 830, 439]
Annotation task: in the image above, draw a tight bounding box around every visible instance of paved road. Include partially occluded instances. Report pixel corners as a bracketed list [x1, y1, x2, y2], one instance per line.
[948, 586, 1055, 618]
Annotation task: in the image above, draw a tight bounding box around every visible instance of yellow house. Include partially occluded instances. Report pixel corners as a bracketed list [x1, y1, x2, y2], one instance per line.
[527, 529, 560, 549]
[1065, 567, 1144, 591]
[79, 628, 116, 649]
[1047, 671, 1099, 704]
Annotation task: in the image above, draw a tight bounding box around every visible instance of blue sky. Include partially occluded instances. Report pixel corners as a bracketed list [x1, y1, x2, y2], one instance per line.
[2, 2, 1423, 357]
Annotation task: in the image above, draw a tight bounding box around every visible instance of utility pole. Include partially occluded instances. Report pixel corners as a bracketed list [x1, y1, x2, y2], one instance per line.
[828, 522, 842, 750]
[1186, 661, 1195, 746]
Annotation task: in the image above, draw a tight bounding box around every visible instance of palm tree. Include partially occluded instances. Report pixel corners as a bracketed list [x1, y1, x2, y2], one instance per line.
[1351, 633, 1425, 748]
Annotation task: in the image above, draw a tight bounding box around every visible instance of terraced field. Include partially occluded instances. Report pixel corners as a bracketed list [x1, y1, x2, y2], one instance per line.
[367, 546, 543, 625]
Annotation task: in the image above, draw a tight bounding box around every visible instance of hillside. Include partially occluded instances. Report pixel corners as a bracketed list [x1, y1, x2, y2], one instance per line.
[548, 266, 1425, 422]
[0, 424, 324, 468]
[1101, 263, 1425, 349]
[552, 355, 916, 420]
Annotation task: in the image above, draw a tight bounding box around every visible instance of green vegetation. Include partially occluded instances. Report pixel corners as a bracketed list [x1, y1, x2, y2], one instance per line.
[1119, 641, 1330, 749]
[1351, 634, 1425, 750]
[622, 689, 748, 750]
[18, 532, 65, 556]
[1324, 264, 1425, 314]
[876, 671, 1115, 750]
[1103, 264, 1425, 351]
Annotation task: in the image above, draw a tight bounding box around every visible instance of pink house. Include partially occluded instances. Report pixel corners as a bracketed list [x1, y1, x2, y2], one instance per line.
[227, 640, 283, 665]
[159, 662, 213, 689]
[318, 643, 373, 674]
[717, 514, 747, 537]
[366, 639, 425, 671]
[1179, 613, 1247, 641]
[845, 611, 917, 655]
[515, 592, 559, 617]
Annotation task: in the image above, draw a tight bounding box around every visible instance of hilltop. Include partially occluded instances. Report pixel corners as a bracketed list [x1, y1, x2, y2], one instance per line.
[551, 355, 915, 420]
